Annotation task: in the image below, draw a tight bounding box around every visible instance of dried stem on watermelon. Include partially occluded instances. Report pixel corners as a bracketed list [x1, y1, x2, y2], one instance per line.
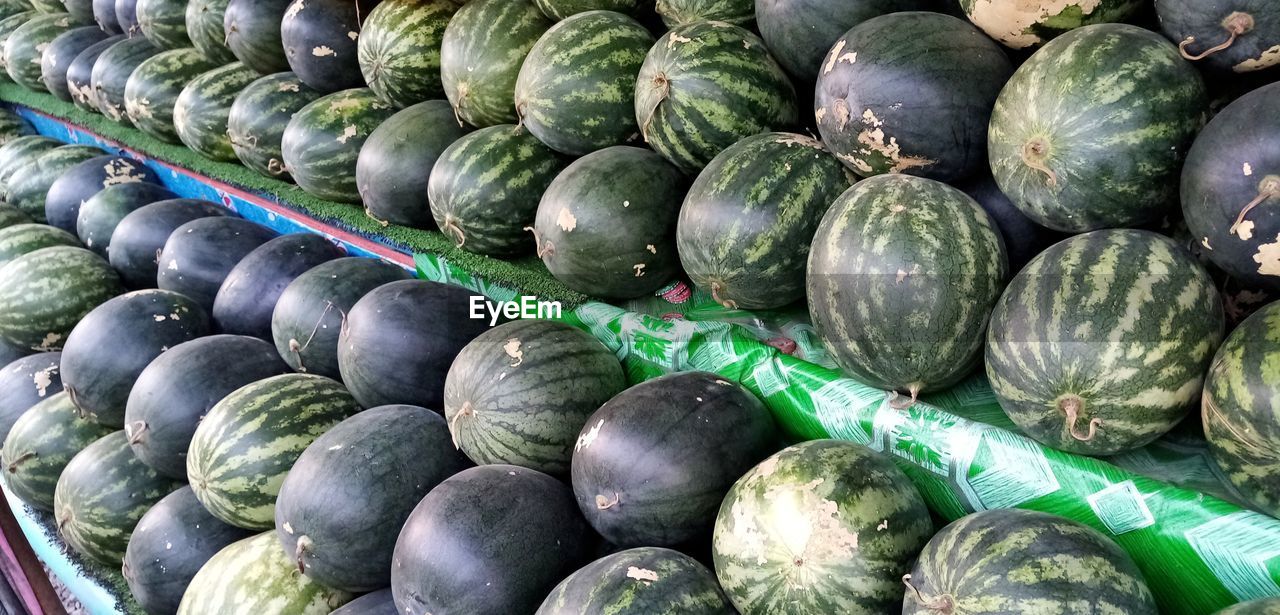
[902, 574, 955, 613]
[1060, 395, 1102, 442]
[639, 73, 670, 143]
[709, 281, 738, 310]
[1179, 12, 1255, 61]
[1228, 175, 1280, 237]
[288, 301, 336, 374]
[4, 451, 35, 474]
[1021, 138, 1058, 188]
[448, 401, 472, 449]
[294, 534, 313, 574]
[126, 420, 148, 445]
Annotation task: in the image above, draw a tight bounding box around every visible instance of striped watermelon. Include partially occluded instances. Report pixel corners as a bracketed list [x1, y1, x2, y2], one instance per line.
[1202, 301, 1280, 517]
[961, 0, 1144, 49]
[440, 0, 551, 128]
[987, 230, 1225, 455]
[52, 430, 183, 565]
[185, 0, 234, 62]
[187, 373, 362, 530]
[656, 0, 752, 27]
[0, 204, 29, 229]
[538, 548, 734, 615]
[61, 0, 94, 22]
[29, 0, 65, 16]
[1156, 1, 1280, 73]
[0, 12, 38, 82]
[222, 0, 290, 74]
[0, 223, 81, 265]
[174, 62, 260, 161]
[903, 509, 1156, 614]
[75, 182, 177, 256]
[4, 13, 73, 90]
[715, 439, 933, 614]
[0, 136, 59, 194]
[428, 124, 568, 255]
[280, 88, 395, 203]
[989, 24, 1206, 232]
[0, 246, 123, 351]
[135, 0, 190, 49]
[1219, 599, 1280, 614]
[678, 132, 854, 311]
[808, 174, 1008, 399]
[65, 34, 122, 114]
[40, 26, 108, 101]
[280, 0, 370, 93]
[4, 144, 102, 220]
[357, 0, 460, 108]
[0, 352, 63, 442]
[444, 319, 626, 474]
[227, 72, 323, 180]
[177, 532, 354, 615]
[356, 100, 470, 227]
[514, 10, 654, 156]
[123, 47, 221, 143]
[532, 0, 640, 20]
[0, 2, 32, 23]
[0, 107, 31, 144]
[0, 392, 113, 510]
[90, 36, 161, 123]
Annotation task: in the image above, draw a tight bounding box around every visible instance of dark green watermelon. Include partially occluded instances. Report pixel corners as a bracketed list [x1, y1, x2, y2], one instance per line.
[0, 392, 114, 510]
[125, 334, 290, 479]
[1218, 598, 1280, 614]
[60, 289, 210, 427]
[280, 87, 395, 202]
[155, 216, 277, 311]
[0, 336, 27, 368]
[227, 72, 323, 180]
[0, 12, 38, 83]
[93, 0, 121, 33]
[5, 145, 103, 221]
[276, 405, 471, 592]
[0, 223, 81, 265]
[115, 0, 140, 36]
[40, 26, 109, 101]
[356, 100, 470, 227]
[0, 246, 123, 352]
[123, 486, 254, 615]
[4, 13, 73, 90]
[89, 36, 161, 123]
[212, 233, 343, 339]
[572, 372, 778, 547]
[989, 24, 1206, 232]
[677, 132, 854, 310]
[357, 0, 460, 108]
[332, 589, 396, 615]
[222, 0, 289, 74]
[0, 135, 60, 192]
[135, 0, 189, 49]
[958, 171, 1062, 272]
[539, 547, 733, 615]
[656, 0, 751, 27]
[337, 279, 493, 409]
[532, 0, 640, 20]
[427, 124, 568, 256]
[513, 10, 654, 155]
[440, 0, 551, 128]
[123, 47, 222, 143]
[1157, 1, 1280, 73]
[391, 465, 592, 615]
[65, 34, 122, 113]
[108, 198, 229, 289]
[533, 146, 686, 299]
[44, 154, 160, 233]
[0, 204, 29, 229]
[185, 0, 234, 62]
[176, 531, 355, 614]
[0, 351, 63, 443]
[987, 230, 1225, 455]
[173, 62, 260, 161]
[63, 0, 96, 26]
[271, 256, 412, 379]
[903, 509, 1156, 614]
[280, 0, 374, 93]
[75, 181, 177, 257]
[962, 0, 1145, 49]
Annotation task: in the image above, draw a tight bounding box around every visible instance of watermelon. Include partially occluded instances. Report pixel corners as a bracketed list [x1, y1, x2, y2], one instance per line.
[1202, 301, 1280, 517]
[987, 230, 1225, 455]
[0, 1, 32, 23]
[280, 88, 395, 203]
[540, 549, 732, 615]
[0, 223, 81, 265]
[902, 509, 1156, 614]
[0, 337, 28, 368]
[713, 439, 932, 613]
[0, 204, 29, 228]
[29, 0, 65, 17]
[44, 154, 159, 233]
[961, 0, 1145, 49]
[357, 0, 459, 108]
[52, 430, 183, 565]
[93, 0, 120, 33]
[513, 10, 654, 155]
[75, 181, 177, 256]
[677, 132, 854, 310]
[391, 465, 592, 615]
[0, 392, 113, 510]
[4, 13, 72, 90]
[276, 405, 471, 592]
[135, 0, 189, 49]
[337, 279, 493, 409]
[109, 198, 229, 289]
[212, 233, 344, 339]
[807, 174, 1008, 399]
[222, 0, 288, 74]
[0, 107, 31, 144]
[0, 12, 38, 81]
[332, 589, 395, 615]
[0, 246, 123, 351]
[226, 72, 323, 180]
[1219, 599, 1280, 614]
[123, 486, 254, 615]
[958, 171, 1062, 272]
[356, 100, 470, 227]
[989, 24, 1206, 232]
[572, 372, 778, 547]
[532, 0, 640, 20]
[125, 334, 291, 479]
[427, 124, 567, 255]
[1157, 1, 1280, 73]
[173, 62, 260, 161]
[1182, 82, 1280, 292]
[187, 373, 362, 530]
[90, 36, 161, 123]
[156, 216, 277, 311]
[4, 144, 102, 220]
[444, 319, 624, 474]
[63, 0, 95, 25]
[40, 26, 108, 100]
[656, 0, 751, 27]
[115, 0, 140, 36]
[65, 34, 122, 113]
[440, 0, 551, 128]
[123, 47, 221, 143]
[0, 352, 63, 442]
[280, 0, 373, 93]
[185, 0, 234, 62]
[0, 135, 59, 191]
[60, 289, 210, 427]
[271, 256, 412, 378]
[177, 532, 355, 614]
[533, 146, 686, 299]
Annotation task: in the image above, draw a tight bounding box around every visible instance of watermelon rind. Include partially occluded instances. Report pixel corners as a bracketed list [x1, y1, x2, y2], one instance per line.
[440, 0, 551, 128]
[538, 547, 735, 615]
[135, 0, 190, 49]
[0, 223, 81, 265]
[185, 0, 235, 63]
[0, 245, 124, 351]
[280, 87, 395, 203]
[123, 47, 221, 143]
[0, 391, 113, 511]
[173, 62, 260, 161]
[226, 72, 323, 181]
[176, 532, 355, 615]
[961, 0, 1145, 49]
[357, 0, 460, 108]
[4, 13, 73, 91]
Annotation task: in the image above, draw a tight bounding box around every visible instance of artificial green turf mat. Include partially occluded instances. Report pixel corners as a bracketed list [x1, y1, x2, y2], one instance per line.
[0, 83, 589, 308]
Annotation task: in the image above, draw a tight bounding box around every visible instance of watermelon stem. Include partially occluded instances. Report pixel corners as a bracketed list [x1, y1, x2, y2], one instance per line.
[294, 535, 312, 575]
[902, 574, 954, 613]
[1179, 12, 1254, 61]
[709, 281, 738, 310]
[65, 384, 89, 419]
[448, 401, 473, 449]
[526, 226, 555, 258]
[442, 215, 466, 248]
[450, 94, 466, 128]
[1020, 139, 1058, 188]
[1060, 395, 1101, 442]
[125, 420, 148, 445]
[4, 451, 35, 473]
[639, 73, 671, 144]
[1228, 176, 1280, 238]
[267, 158, 287, 176]
[595, 492, 620, 510]
[888, 385, 922, 410]
[364, 206, 390, 228]
[288, 301, 336, 374]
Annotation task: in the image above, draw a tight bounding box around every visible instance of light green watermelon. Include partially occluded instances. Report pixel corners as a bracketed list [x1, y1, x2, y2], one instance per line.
[176, 532, 354, 614]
